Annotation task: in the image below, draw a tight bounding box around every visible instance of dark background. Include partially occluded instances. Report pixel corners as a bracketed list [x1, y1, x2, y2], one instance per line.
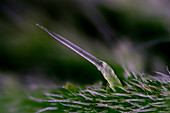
[0, 0, 170, 90]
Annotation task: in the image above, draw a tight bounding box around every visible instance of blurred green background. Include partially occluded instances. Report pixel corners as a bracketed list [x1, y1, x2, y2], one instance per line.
[0, 0, 170, 112]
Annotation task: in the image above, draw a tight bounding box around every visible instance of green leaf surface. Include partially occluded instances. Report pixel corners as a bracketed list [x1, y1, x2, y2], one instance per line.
[33, 74, 170, 113]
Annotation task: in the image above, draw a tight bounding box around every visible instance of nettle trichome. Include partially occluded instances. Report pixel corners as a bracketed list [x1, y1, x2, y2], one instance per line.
[36, 24, 122, 89]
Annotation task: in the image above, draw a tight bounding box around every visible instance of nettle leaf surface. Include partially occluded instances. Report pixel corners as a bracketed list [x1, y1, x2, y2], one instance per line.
[32, 74, 170, 113]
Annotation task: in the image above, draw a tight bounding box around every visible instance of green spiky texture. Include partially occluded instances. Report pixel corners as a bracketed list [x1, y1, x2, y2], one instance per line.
[33, 73, 170, 113]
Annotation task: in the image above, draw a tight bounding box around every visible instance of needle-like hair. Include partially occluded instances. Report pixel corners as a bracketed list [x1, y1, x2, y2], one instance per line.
[36, 24, 103, 70]
[36, 24, 122, 89]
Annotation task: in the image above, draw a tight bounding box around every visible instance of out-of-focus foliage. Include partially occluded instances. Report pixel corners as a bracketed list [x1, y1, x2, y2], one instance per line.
[0, 0, 170, 82]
